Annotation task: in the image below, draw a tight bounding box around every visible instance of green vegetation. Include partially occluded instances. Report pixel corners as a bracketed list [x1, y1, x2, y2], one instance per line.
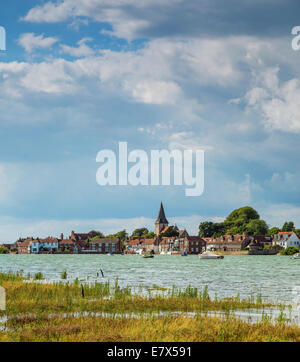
[2, 315, 300, 342]
[33, 272, 44, 280]
[0, 271, 298, 342]
[282, 222, 295, 232]
[61, 270, 68, 280]
[199, 206, 269, 237]
[268, 227, 281, 236]
[279, 246, 299, 255]
[161, 226, 179, 237]
[0, 246, 9, 254]
[0, 272, 277, 318]
[106, 230, 128, 241]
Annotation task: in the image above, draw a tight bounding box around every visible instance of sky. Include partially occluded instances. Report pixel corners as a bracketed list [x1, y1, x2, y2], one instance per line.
[1, 0, 300, 241]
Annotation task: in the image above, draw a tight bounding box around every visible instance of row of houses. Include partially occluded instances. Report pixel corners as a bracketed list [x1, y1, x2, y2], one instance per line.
[126, 235, 206, 254]
[2, 203, 299, 255]
[8, 231, 122, 255]
[203, 231, 300, 252]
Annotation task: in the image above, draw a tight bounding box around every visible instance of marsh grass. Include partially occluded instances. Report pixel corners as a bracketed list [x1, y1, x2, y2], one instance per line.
[1, 314, 300, 342]
[0, 271, 279, 318]
[0, 271, 294, 342]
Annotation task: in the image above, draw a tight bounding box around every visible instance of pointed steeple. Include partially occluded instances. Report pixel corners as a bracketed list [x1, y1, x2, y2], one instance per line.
[156, 202, 168, 224]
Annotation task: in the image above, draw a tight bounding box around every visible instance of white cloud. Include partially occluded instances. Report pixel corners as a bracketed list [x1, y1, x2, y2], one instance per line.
[260, 203, 300, 228]
[242, 67, 300, 133]
[22, 0, 178, 39]
[0, 214, 208, 243]
[18, 33, 58, 53]
[60, 38, 95, 57]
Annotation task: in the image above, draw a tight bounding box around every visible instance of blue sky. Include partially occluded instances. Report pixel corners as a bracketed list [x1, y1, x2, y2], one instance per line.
[1, 0, 300, 241]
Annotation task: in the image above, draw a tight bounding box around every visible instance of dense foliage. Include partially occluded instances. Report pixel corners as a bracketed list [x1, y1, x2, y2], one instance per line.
[279, 246, 299, 255]
[0, 246, 9, 254]
[199, 206, 269, 237]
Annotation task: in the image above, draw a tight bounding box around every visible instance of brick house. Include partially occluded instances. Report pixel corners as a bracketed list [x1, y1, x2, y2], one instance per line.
[59, 239, 76, 253]
[206, 234, 249, 252]
[126, 238, 159, 253]
[159, 235, 205, 254]
[78, 238, 122, 254]
[17, 238, 32, 254]
[185, 236, 206, 254]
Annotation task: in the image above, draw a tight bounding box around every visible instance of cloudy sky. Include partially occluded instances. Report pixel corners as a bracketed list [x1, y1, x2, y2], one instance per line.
[0, 0, 300, 241]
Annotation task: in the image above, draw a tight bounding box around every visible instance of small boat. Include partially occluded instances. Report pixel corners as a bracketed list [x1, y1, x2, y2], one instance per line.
[199, 251, 224, 260]
[160, 251, 166, 255]
[143, 252, 154, 258]
[181, 251, 188, 256]
[292, 253, 300, 259]
[107, 252, 114, 256]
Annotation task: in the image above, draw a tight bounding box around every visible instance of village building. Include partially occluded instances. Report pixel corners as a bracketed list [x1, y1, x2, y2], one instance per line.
[17, 237, 59, 254]
[59, 239, 76, 253]
[126, 238, 159, 254]
[79, 238, 122, 254]
[273, 232, 300, 249]
[155, 203, 169, 236]
[159, 236, 205, 254]
[206, 234, 249, 252]
[69, 230, 102, 242]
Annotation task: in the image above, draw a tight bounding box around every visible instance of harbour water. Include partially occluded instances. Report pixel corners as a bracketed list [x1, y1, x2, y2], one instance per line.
[0, 254, 299, 305]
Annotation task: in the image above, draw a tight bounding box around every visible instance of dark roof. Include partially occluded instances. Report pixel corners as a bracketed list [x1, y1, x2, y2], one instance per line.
[155, 202, 168, 224]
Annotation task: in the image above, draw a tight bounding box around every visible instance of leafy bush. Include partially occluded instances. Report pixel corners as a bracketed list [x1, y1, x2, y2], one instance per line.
[280, 246, 299, 255]
[0, 246, 9, 254]
[61, 270, 68, 280]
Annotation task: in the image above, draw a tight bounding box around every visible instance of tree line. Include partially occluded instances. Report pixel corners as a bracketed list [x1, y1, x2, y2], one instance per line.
[198, 206, 299, 238]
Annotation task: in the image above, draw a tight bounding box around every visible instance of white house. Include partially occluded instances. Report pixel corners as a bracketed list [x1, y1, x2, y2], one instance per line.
[273, 232, 300, 249]
[30, 238, 59, 253]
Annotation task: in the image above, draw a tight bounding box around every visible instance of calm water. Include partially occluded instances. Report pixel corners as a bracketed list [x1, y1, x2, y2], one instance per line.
[0, 254, 299, 304]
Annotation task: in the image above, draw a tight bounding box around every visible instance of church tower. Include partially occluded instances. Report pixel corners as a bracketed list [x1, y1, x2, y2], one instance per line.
[155, 202, 169, 236]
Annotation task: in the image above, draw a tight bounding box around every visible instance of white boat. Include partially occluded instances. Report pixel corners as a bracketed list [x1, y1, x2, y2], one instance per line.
[292, 253, 300, 259]
[160, 251, 166, 255]
[199, 251, 224, 260]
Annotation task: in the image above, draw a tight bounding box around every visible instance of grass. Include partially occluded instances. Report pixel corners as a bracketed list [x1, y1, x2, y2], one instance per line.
[0, 271, 297, 342]
[0, 272, 277, 317]
[1, 315, 300, 342]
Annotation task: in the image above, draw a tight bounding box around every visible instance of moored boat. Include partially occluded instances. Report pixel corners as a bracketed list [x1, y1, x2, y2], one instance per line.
[292, 253, 300, 259]
[143, 252, 154, 258]
[199, 251, 224, 260]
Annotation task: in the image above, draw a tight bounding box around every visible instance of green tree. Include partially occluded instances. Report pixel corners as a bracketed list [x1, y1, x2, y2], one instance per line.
[282, 222, 295, 232]
[224, 206, 260, 234]
[245, 219, 269, 235]
[144, 232, 156, 238]
[198, 222, 215, 237]
[161, 226, 179, 237]
[198, 222, 225, 237]
[268, 227, 281, 236]
[131, 228, 149, 238]
[106, 230, 128, 241]
[0, 246, 9, 254]
[280, 246, 299, 255]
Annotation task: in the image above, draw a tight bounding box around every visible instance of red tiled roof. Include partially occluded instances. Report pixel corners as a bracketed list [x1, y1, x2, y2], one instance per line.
[60, 239, 74, 245]
[90, 238, 119, 244]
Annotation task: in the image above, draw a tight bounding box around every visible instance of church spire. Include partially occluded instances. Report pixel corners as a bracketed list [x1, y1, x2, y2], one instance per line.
[155, 202, 168, 225]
